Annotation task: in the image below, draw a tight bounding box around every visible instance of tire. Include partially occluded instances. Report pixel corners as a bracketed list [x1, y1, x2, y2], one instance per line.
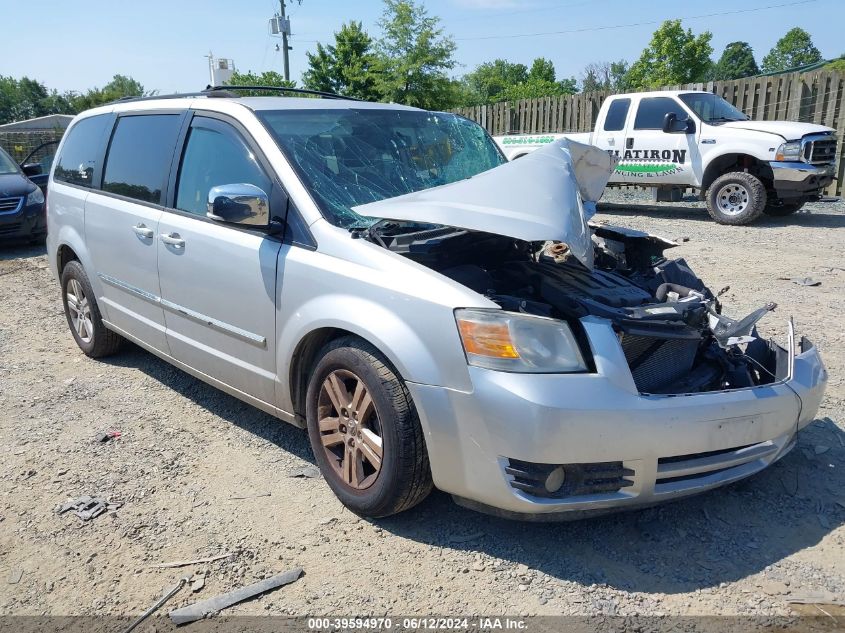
[60, 260, 124, 358]
[763, 200, 805, 216]
[305, 336, 432, 517]
[705, 171, 766, 225]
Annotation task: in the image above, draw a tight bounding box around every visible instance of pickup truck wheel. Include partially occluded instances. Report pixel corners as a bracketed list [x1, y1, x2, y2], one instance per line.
[763, 200, 805, 216]
[60, 260, 124, 358]
[305, 337, 433, 518]
[705, 172, 766, 225]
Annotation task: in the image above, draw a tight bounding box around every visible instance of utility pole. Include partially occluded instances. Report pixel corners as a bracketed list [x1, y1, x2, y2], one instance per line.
[279, 0, 290, 82]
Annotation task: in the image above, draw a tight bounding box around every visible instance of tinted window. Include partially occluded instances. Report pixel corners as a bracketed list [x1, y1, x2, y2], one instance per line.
[603, 98, 630, 132]
[103, 115, 182, 204]
[633, 97, 683, 130]
[54, 114, 112, 187]
[175, 121, 271, 216]
[0, 148, 18, 175]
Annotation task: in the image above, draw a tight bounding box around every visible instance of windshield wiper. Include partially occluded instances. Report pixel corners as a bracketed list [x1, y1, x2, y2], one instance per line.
[707, 116, 747, 123]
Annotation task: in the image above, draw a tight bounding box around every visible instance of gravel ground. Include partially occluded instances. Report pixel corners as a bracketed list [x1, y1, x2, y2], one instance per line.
[1, 192, 844, 620]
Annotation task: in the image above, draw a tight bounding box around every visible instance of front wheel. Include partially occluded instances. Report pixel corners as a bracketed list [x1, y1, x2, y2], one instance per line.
[763, 200, 805, 216]
[305, 336, 433, 517]
[705, 172, 766, 225]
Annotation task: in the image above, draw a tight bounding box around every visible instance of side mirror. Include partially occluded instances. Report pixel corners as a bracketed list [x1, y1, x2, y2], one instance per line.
[207, 183, 270, 227]
[21, 163, 42, 177]
[662, 112, 693, 134]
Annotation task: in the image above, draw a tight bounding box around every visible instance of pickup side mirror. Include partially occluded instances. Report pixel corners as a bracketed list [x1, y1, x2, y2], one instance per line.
[207, 183, 270, 227]
[21, 163, 42, 177]
[662, 112, 694, 134]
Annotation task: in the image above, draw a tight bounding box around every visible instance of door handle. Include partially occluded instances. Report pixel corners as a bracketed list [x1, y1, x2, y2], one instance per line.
[160, 232, 185, 248]
[626, 137, 634, 149]
[132, 223, 154, 239]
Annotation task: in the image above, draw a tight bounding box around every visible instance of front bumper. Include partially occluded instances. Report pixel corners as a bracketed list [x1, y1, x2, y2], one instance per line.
[770, 161, 835, 199]
[409, 317, 827, 520]
[0, 198, 46, 241]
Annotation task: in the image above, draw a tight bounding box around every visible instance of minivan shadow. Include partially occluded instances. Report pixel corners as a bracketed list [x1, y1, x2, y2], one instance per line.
[104, 345, 843, 596]
[0, 241, 46, 260]
[597, 202, 845, 229]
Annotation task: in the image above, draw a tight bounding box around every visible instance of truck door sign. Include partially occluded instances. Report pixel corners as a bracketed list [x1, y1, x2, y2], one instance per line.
[608, 148, 687, 178]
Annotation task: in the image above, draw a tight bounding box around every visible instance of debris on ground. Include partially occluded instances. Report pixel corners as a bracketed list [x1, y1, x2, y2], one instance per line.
[288, 466, 321, 479]
[168, 567, 304, 625]
[190, 573, 205, 593]
[228, 492, 271, 501]
[96, 430, 122, 443]
[55, 496, 123, 521]
[7, 569, 23, 585]
[151, 553, 233, 569]
[778, 276, 821, 287]
[122, 575, 190, 633]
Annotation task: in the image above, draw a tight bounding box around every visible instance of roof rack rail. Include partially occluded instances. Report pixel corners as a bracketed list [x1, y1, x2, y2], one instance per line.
[109, 85, 361, 106]
[204, 85, 361, 101]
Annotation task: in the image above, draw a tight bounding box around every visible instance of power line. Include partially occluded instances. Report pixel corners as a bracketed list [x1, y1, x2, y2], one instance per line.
[293, 0, 818, 44]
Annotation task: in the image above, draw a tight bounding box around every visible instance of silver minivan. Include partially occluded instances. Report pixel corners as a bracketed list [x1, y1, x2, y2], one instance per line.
[46, 89, 827, 520]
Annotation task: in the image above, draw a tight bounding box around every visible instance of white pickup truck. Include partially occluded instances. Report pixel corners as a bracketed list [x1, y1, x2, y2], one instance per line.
[494, 90, 838, 225]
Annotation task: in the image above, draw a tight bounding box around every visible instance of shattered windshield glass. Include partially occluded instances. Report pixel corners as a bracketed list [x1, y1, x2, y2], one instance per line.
[258, 108, 506, 228]
[679, 93, 748, 122]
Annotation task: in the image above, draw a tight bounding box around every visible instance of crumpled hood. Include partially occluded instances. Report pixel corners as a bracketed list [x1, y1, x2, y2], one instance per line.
[718, 120, 834, 140]
[353, 138, 615, 269]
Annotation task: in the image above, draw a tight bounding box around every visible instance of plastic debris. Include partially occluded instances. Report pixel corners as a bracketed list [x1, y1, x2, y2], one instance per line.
[288, 466, 321, 479]
[55, 496, 123, 521]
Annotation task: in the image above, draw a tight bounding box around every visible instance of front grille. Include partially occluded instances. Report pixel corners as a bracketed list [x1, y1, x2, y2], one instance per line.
[0, 197, 23, 214]
[0, 222, 22, 235]
[805, 138, 837, 164]
[654, 441, 779, 493]
[505, 458, 634, 499]
[620, 334, 699, 393]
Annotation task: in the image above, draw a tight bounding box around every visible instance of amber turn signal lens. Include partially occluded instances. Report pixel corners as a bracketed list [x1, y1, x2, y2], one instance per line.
[457, 319, 520, 359]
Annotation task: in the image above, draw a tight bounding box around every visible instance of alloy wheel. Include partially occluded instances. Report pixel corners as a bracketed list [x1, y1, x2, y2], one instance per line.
[66, 279, 93, 344]
[716, 183, 750, 216]
[317, 369, 383, 490]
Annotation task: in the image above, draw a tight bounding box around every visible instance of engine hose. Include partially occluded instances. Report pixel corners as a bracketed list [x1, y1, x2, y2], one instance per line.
[655, 283, 695, 302]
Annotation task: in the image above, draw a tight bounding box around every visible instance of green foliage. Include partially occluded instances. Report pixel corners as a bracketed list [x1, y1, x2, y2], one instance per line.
[374, 0, 457, 110]
[226, 70, 295, 96]
[528, 58, 556, 83]
[65, 74, 147, 111]
[761, 28, 822, 73]
[580, 60, 630, 93]
[459, 58, 576, 106]
[824, 57, 845, 72]
[626, 20, 713, 89]
[302, 22, 381, 100]
[712, 42, 759, 80]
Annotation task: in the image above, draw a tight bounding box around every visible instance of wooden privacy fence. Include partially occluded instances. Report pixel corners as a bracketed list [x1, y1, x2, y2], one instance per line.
[452, 70, 845, 197]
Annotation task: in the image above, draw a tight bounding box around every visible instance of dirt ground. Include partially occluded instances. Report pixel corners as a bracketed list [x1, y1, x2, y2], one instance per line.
[1, 192, 844, 621]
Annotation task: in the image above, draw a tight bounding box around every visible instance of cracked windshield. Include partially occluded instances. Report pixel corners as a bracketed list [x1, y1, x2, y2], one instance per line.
[259, 109, 505, 227]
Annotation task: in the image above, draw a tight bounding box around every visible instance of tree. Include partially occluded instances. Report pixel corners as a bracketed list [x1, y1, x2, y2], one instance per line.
[65, 74, 147, 111]
[626, 20, 713, 89]
[712, 42, 759, 80]
[226, 70, 295, 96]
[580, 60, 629, 93]
[461, 59, 529, 105]
[302, 21, 381, 100]
[528, 58, 555, 83]
[374, 0, 457, 110]
[761, 27, 822, 73]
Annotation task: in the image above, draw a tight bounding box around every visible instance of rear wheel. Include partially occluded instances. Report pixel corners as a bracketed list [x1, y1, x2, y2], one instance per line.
[305, 337, 432, 517]
[763, 199, 805, 216]
[705, 171, 766, 225]
[61, 260, 123, 358]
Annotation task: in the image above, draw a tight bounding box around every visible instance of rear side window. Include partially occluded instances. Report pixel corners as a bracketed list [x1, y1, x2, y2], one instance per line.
[634, 97, 683, 130]
[175, 120, 271, 216]
[54, 114, 112, 188]
[102, 114, 182, 204]
[603, 98, 630, 132]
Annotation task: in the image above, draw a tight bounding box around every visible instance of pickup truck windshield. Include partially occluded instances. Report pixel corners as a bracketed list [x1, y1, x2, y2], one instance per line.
[0, 149, 19, 175]
[679, 93, 748, 123]
[258, 109, 505, 228]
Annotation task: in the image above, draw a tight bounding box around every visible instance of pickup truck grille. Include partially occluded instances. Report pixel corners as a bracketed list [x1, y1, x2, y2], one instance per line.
[0, 197, 23, 214]
[803, 137, 837, 165]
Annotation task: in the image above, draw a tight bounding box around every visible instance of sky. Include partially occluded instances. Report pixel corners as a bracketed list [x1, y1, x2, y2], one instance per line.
[2, 0, 843, 95]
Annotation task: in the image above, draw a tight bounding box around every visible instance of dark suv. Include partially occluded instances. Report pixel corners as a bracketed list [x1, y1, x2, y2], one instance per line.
[0, 145, 47, 242]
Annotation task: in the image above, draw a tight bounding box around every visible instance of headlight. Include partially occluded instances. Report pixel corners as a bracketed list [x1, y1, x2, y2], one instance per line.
[455, 308, 587, 373]
[26, 188, 45, 206]
[775, 141, 802, 161]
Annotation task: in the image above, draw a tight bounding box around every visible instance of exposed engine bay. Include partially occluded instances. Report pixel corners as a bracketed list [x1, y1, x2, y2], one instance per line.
[363, 221, 787, 395]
